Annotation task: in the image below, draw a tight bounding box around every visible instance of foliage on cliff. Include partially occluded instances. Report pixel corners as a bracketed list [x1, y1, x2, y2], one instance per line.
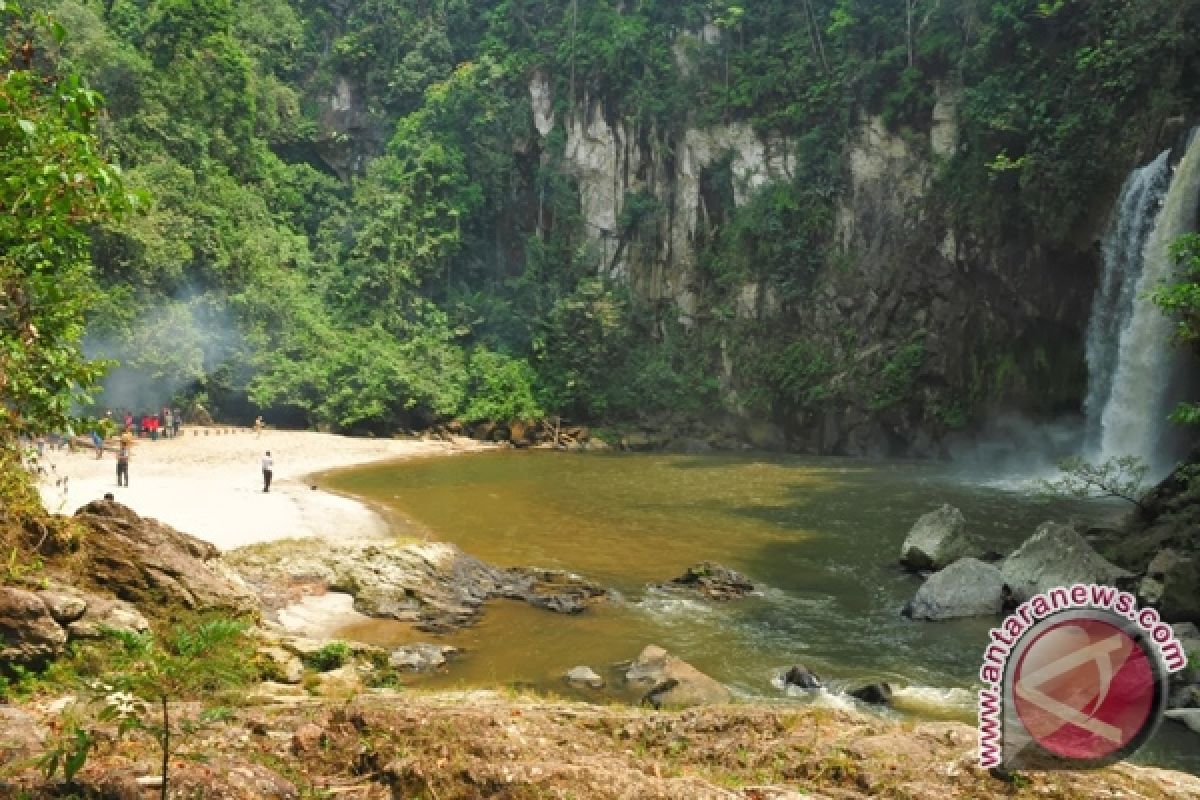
[15, 0, 1200, 438]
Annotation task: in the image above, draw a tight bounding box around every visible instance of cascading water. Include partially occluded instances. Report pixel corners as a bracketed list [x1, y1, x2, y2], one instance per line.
[1084, 150, 1171, 447]
[1087, 130, 1200, 476]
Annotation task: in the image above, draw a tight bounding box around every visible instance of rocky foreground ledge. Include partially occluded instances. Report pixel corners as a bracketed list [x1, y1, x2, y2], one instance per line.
[4, 689, 1199, 799]
[5, 502, 1199, 798]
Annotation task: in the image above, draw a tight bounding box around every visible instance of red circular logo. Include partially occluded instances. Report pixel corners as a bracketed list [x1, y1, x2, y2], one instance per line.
[1011, 616, 1157, 761]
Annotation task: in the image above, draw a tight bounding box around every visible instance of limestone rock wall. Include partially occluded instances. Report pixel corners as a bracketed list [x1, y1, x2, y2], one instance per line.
[530, 75, 1098, 456]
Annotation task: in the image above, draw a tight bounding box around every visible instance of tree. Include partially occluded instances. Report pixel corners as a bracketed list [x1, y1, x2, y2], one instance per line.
[0, 3, 134, 444]
[1154, 234, 1200, 425]
[40, 620, 254, 800]
[1037, 456, 1150, 511]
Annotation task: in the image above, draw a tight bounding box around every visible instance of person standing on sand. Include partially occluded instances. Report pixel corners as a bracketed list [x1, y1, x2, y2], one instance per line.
[261, 450, 273, 493]
[254, 415, 264, 437]
[116, 440, 130, 487]
[92, 428, 104, 459]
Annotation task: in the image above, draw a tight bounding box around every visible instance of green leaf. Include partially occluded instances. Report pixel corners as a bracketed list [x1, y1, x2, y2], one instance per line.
[18, 119, 36, 136]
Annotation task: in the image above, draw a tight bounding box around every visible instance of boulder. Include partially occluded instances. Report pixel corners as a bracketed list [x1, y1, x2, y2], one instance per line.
[388, 643, 457, 673]
[899, 505, 981, 571]
[36, 589, 88, 625]
[781, 664, 822, 690]
[73, 501, 258, 618]
[1158, 557, 1200, 623]
[656, 562, 758, 601]
[625, 644, 730, 708]
[564, 665, 605, 689]
[849, 682, 894, 706]
[1165, 708, 1200, 735]
[1001, 522, 1132, 601]
[906, 558, 1006, 620]
[65, 593, 149, 639]
[0, 587, 67, 665]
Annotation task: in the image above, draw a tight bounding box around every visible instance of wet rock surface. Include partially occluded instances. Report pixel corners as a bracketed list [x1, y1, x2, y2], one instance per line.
[654, 561, 758, 601]
[564, 665, 605, 689]
[228, 539, 607, 633]
[389, 643, 458, 673]
[849, 682, 894, 706]
[780, 664, 822, 690]
[624, 644, 731, 708]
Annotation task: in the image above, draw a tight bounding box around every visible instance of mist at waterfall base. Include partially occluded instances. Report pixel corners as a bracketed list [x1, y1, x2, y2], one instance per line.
[953, 130, 1200, 487]
[83, 296, 243, 415]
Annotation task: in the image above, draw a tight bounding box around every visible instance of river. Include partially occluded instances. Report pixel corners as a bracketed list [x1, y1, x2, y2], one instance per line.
[325, 449, 1198, 774]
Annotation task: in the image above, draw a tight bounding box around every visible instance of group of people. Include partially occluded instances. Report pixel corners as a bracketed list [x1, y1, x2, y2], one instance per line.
[117, 408, 183, 440]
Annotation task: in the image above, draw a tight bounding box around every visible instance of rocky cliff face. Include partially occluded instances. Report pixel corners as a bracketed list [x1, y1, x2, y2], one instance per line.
[530, 74, 1097, 457]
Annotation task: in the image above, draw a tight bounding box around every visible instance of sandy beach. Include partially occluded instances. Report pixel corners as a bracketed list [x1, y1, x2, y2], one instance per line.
[36, 427, 489, 551]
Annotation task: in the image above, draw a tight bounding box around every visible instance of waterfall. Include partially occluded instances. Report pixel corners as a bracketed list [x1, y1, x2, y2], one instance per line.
[1088, 130, 1200, 475]
[1084, 150, 1172, 449]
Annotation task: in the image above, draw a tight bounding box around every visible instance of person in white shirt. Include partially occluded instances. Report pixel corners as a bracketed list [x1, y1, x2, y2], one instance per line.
[261, 451, 273, 493]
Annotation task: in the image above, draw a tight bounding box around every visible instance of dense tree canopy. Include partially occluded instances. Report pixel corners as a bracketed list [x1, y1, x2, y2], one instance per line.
[8, 0, 1200, 435]
[1, 2, 134, 440]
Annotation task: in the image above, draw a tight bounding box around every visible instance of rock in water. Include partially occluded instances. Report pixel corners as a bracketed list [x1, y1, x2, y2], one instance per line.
[657, 561, 757, 601]
[1165, 709, 1200, 735]
[1001, 522, 1132, 601]
[849, 682, 894, 706]
[388, 643, 457, 673]
[564, 665, 605, 689]
[781, 664, 822, 690]
[899, 505, 982, 571]
[625, 645, 731, 708]
[229, 540, 607, 634]
[907, 558, 1006, 620]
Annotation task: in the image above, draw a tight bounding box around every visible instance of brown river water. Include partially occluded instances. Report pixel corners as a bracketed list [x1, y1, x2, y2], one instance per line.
[325, 450, 1198, 774]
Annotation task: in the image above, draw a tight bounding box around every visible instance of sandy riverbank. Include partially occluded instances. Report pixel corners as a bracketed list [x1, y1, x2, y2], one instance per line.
[36, 427, 490, 551]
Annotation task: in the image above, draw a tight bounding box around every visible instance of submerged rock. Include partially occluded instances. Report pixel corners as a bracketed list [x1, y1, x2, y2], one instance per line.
[625, 644, 730, 708]
[1001, 522, 1131, 601]
[389, 643, 458, 673]
[781, 664, 822, 690]
[900, 505, 982, 571]
[906, 557, 1006, 620]
[849, 682, 894, 706]
[655, 561, 757, 601]
[564, 665, 605, 689]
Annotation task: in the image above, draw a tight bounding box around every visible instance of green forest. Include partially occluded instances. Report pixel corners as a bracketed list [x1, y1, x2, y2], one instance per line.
[5, 0, 1200, 441]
